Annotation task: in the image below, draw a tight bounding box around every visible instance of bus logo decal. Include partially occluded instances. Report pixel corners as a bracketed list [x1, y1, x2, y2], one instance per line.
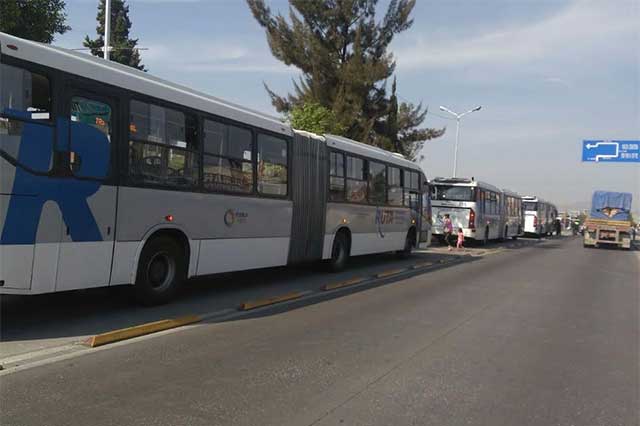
[1, 118, 109, 245]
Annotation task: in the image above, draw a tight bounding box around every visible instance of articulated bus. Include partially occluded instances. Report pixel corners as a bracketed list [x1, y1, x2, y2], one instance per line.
[430, 178, 524, 243]
[522, 196, 557, 238]
[0, 33, 430, 304]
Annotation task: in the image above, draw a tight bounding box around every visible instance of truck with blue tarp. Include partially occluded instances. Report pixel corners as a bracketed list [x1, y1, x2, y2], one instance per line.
[583, 191, 633, 249]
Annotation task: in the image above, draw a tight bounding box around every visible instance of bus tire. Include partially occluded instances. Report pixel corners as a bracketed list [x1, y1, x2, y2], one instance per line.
[327, 230, 350, 272]
[397, 228, 416, 258]
[134, 235, 186, 305]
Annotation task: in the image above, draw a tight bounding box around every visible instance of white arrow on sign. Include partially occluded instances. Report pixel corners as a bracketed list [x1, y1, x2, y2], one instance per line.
[585, 141, 619, 162]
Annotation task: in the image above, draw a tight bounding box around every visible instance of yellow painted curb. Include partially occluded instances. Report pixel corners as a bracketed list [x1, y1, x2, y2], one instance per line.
[412, 261, 434, 269]
[376, 268, 407, 278]
[240, 291, 303, 311]
[322, 277, 366, 291]
[84, 315, 202, 348]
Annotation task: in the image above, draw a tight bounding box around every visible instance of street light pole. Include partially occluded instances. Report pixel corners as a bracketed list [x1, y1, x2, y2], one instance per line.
[439, 105, 482, 177]
[104, 0, 111, 60]
[453, 117, 460, 177]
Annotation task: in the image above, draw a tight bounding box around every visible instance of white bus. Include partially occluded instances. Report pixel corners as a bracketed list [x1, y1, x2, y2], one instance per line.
[501, 189, 524, 239]
[0, 33, 431, 304]
[431, 177, 512, 244]
[522, 196, 557, 237]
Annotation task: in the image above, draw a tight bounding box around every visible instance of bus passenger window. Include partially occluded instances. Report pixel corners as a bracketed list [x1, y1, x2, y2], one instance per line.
[346, 156, 366, 203]
[329, 151, 345, 201]
[128, 100, 199, 187]
[368, 161, 386, 205]
[257, 133, 287, 196]
[388, 167, 403, 206]
[71, 97, 111, 139]
[203, 120, 253, 193]
[0, 64, 52, 172]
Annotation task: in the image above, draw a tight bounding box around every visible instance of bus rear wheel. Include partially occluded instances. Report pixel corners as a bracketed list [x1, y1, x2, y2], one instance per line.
[397, 229, 416, 258]
[134, 235, 186, 305]
[327, 231, 350, 272]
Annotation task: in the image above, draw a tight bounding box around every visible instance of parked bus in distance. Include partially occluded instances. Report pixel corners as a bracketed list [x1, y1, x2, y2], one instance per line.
[501, 189, 524, 239]
[431, 177, 511, 244]
[0, 33, 430, 304]
[522, 196, 557, 238]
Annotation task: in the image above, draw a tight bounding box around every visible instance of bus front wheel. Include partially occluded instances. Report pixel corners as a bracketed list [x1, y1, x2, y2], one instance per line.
[134, 235, 186, 305]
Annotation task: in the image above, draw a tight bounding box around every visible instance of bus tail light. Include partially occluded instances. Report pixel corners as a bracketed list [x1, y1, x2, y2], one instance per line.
[469, 209, 476, 229]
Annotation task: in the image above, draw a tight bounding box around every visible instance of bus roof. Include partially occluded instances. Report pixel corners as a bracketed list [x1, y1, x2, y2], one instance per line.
[431, 177, 501, 193]
[522, 195, 556, 209]
[1, 32, 426, 173]
[0, 32, 291, 136]
[324, 134, 422, 171]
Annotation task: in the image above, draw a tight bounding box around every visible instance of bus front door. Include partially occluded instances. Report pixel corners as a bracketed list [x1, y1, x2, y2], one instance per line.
[54, 91, 118, 291]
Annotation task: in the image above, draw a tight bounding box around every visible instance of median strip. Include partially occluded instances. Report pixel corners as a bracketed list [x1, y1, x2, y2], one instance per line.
[412, 261, 434, 269]
[376, 268, 407, 278]
[240, 291, 304, 311]
[84, 315, 202, 348]
[322, 277, 366, 291]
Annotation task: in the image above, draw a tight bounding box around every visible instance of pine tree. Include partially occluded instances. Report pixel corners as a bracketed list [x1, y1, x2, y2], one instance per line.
[0, 0, 70, 43]
[383, 77, 446, 160]
[247, 0, 444, 157]
[84, 0, 145, 71]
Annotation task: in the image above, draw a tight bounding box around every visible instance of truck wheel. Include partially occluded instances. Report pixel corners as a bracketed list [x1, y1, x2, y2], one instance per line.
[134, 236, 186, 305]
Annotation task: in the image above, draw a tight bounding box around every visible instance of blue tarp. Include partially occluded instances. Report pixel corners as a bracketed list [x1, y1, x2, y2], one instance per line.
[590, 191, 632, 220]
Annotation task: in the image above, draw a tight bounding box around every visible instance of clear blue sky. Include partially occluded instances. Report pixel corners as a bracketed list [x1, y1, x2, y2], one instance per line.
[55, 0, 639, 212]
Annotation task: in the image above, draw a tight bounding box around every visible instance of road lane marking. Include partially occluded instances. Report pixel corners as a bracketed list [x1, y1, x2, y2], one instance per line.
[376, 268, 407, 278]
[83, 315, 202, 348]
[412, 261, 434, 269]
[322, 277, 367, 291]
[240, 291, 304, 311]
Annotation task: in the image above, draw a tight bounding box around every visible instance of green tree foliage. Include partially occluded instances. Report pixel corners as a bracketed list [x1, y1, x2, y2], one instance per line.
[0, 0, 70, 43]
[380, 77, 446, 159]
[84, 0, 145, 71]
[289, 102, 345, 135]
[247, 0, 444, 159]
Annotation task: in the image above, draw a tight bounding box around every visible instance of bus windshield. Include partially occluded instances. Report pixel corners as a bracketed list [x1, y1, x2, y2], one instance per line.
[432, 185, 476, 201]
[523, 201, 538, 211]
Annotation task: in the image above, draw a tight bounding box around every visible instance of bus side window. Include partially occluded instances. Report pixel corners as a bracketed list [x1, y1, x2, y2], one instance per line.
[0, 64, 53, 173]
[128, 100, 199, 187]
[345, 156, 366, 203]
[329, 151, 345, 201]
[257, 133, 287, 196]
[203, 119, 253, 194]
[387, 167, 402, 206]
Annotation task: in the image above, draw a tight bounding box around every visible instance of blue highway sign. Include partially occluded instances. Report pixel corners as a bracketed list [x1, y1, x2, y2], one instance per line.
[582, 140, 640, 163]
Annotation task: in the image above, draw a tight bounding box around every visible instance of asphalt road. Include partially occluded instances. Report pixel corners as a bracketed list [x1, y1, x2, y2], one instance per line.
[1, 237, 638, 426]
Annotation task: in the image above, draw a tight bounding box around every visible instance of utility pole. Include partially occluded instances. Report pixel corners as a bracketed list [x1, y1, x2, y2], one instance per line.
[104, 0, 111, 60]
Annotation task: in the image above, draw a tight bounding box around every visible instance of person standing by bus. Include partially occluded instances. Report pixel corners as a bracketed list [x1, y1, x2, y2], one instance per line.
[456, 227, 465, 250]
[443, 214, 454, 251]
